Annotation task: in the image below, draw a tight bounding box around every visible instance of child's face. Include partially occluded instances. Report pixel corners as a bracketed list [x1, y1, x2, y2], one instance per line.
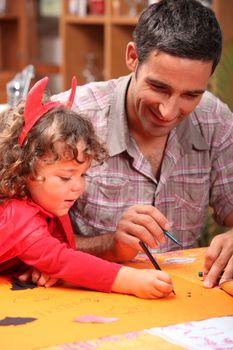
[26, 139, 91, 216]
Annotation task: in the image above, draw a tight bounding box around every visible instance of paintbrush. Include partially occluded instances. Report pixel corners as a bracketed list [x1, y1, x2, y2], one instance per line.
[163, 229, 183, 248]
[139, 240, 176, 295]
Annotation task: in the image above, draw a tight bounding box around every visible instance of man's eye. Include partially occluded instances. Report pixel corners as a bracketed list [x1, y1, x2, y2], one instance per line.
[184, 94, 200, 100]
[186, 91, 203, 98]
[151, 84, 168, 92]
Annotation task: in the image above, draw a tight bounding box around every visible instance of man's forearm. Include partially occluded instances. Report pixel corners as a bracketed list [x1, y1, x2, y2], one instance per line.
[74, 233, 114, 255]
[74, 233, 138, 262]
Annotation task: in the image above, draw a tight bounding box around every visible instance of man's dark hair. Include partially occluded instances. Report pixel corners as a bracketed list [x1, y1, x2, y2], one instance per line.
[133, 0, 222, 73]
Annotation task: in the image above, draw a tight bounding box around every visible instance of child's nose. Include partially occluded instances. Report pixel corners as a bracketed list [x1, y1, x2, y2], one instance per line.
[71, 179, 84, 192]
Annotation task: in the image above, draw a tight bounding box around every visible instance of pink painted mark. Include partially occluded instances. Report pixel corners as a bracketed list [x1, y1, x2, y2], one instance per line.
[74, 315, 119, 323]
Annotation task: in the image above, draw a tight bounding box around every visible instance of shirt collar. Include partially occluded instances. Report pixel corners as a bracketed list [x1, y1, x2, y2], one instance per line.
[176, 114, 209, 152]
[107, 75, 132, 156]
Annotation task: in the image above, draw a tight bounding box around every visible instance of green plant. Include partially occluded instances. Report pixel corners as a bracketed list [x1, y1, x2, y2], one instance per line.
[199, 41, 233, 247]
[210, 40, 233, 111]
[199, 208, 227, 247]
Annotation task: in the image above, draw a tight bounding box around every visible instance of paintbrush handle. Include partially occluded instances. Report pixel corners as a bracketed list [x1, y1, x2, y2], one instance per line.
[163, 229, 183, 248]
[139, 240, 176, 295]
[139, 240, 161, 270]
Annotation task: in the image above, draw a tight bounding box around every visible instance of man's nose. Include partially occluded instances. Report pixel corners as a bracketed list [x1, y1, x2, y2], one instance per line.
[158, 96, 180, 121]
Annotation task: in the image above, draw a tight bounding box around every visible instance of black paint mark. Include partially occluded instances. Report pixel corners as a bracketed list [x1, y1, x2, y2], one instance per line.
[0, 316, 37, 326]
[10, 276, 37, 290]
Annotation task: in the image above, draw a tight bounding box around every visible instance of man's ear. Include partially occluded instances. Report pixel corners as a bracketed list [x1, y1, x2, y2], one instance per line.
[126, 42, 138, 72]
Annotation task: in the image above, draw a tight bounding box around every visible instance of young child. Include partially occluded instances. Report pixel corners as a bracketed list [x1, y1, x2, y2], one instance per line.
[0, 77, 173, 299]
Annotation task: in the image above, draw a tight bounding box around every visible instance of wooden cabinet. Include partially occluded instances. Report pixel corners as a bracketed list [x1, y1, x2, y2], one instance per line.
[60, 0, 147, 89]
[61, 0, 233, 110]
[0, 0, 37, 103]
[1, 1, 232, 106]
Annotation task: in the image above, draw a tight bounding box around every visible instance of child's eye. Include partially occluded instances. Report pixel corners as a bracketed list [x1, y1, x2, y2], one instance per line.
[59, 176, 71, 182]
[81, 173, 87, 178]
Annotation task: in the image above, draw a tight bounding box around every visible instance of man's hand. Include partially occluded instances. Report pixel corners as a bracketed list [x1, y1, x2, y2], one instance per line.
[18, 267, 59, 288]
[74, 205, 170, 263]
[103, 205, 170, 262]
[115, 205, 169, 251]
[203, 230, 233, 288]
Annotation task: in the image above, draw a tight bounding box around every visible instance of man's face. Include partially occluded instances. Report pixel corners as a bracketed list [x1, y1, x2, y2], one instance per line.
[126, 46, 213, 138]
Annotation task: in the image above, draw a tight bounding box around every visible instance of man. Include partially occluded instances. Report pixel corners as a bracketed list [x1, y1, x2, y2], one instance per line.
[55, 0, 233, 289]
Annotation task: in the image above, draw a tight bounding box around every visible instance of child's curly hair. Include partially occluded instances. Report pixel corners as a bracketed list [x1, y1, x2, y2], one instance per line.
[0, 102, 108, 203]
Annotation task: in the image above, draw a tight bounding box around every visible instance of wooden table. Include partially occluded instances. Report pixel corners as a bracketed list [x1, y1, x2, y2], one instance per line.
[0, 247, 232, 350]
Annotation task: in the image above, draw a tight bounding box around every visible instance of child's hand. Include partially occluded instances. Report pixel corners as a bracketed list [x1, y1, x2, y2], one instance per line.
[18, 268, 59, 288]
[111, 267, 173, 299]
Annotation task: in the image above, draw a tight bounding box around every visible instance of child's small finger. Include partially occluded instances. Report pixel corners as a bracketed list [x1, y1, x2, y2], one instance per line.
[37, 273, 52, 286]
[18, 270, 31, 282]
[32, 270, 41, 283]
[45, 278, 58, 288]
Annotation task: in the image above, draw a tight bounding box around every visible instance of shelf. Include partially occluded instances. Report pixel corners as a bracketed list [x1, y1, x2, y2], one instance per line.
[111, 16, 138, 25]
[64, 14, 106, 25]
[61, 0, 139, 88]
[35, 63, 60, 75]
[0, 14, 18, 21]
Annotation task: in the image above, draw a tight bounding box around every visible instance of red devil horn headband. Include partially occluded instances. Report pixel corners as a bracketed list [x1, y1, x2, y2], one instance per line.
[18, 76, 77, 145]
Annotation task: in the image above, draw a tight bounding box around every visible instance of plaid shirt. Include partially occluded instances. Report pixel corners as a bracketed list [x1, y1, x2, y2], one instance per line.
[55, 75, 233, 252]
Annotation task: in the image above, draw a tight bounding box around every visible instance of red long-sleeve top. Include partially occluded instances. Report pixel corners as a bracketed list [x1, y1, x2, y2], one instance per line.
[0, 199, 121, 292]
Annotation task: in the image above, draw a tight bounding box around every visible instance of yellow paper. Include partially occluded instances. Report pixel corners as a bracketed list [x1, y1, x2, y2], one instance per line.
[0, 248, 232, 350]
[220, 279, 233, 296]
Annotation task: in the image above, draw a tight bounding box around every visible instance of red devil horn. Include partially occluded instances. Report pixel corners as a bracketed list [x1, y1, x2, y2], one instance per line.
[18, 76, 77, 145]
[24, 76, 49, 118]
[66, 76, 77, 107]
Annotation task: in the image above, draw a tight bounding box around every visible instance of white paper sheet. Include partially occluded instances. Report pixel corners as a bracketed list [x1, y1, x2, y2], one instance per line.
[145, 316, 233, 349]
